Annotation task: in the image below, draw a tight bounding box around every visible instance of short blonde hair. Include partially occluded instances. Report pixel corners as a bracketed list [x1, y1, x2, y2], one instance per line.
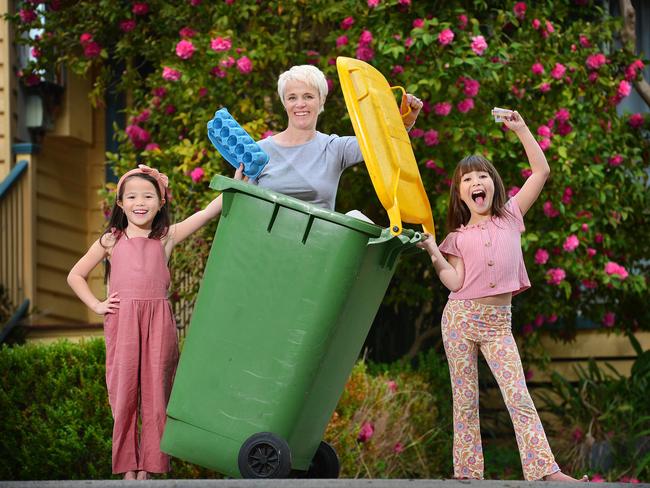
[277, 65, 328, 114]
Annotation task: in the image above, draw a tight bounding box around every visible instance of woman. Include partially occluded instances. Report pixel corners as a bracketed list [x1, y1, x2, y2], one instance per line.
[254, 65, 422, 211]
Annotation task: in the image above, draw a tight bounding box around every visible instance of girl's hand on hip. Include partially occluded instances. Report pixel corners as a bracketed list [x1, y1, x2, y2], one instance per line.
[502, 110, 527, 132]
[94, 292, 120, 315]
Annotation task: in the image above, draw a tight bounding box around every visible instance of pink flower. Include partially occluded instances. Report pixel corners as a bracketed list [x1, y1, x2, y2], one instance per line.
[210, 37, 232, 52]
[175, 40, 195, 60]
[507, 186, 520, 198]
[132, 2, 149, 15]
[189, 0, 201, 5]
[537, 125, 552, 137]
[604, 261, 628, 280]
[572, 427, 584, 443]
[80, 32, 94, 44]
[532, 19, 541, 30]
[357, 422, 374, 442]
[83, 41, 101, 58]
[521, 168, 532, 179]
[120, 19, 137, 32]
[543, 201, 559, 218]
[470, 35, 488, 55]
[525, 369, 534, 380]
[336, 35, 348, 47]
[618, 80, 631, 98]
[625, 59, 644, 81]
[236, 56, 253, 74]
[586, 53, 607, 70]
[387, 380, 397, 392]
[198, 87, 208, 98]
[152, 86, 167, 97]
[535, 248, 549, 264]
[463, 78, 480, 97]
[591, 474, 606, 483]
[367, 0, 380, 7]
[190, 167, 205, 183]
[356, 46, 374, 62]
[602, 312, 616, 328]
[144, 142, 159, 151]
[133, 109, 151, 124]
[563, 234, 579, 252]
[413, 18, 425, 29]
[538, 138, 551, 151]
[609, 154, 623, 167]
[531, 62, 544, 75]
[260, 130, 274, 139]
[534, 314, 544, 327]
[19, 8, 37, 23]
[404, 37, 414, 48]
[546, 268, 566, 285]
[424, 129, 439, 146]
[125, 124, 151, 149]
[579, 35, 590, 47]
[164, 104, 176, 115]
[398, 0, 411, 5]
[434, 102, 452, 116]
[550, 63, 566, 80]
[409, 128, 424, 138]
[220, 56, 235, 69]
[340, 16, 354, 30]
[359, 30, 373, 46]
[179, 27, 197, 38]
[393, 442, 404, 453]
[562, 187, 573, 205]
[391, 65, 404, 75]
[162, 67, 181, 81]
[595, 233, 604, 244]
[539, 82, 551, 93]
[629, 113, 644, 129]
[555, 108, 570, 122]
[438, 28, 455, 46]
[458, 14, 468, 30]
[513, 2, 527, 20]
[545, 20, 554, 33]
[522, 323, 534, 335]
[457, 98, 474, 113]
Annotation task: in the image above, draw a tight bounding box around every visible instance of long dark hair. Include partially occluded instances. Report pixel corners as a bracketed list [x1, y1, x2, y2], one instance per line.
[101, 173, 171, 281]
[447, 155, 508, 231]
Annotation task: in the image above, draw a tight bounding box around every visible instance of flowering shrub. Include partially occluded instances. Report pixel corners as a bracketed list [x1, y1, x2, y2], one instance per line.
[325, 360, 448, 478]
[7, 0, 650, 349]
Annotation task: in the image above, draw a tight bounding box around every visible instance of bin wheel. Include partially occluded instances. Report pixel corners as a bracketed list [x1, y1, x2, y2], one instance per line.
[305, 441, 340, 478]
[238, 432, 292, 478]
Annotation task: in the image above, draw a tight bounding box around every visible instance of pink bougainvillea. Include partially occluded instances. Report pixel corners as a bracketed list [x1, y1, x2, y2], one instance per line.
[438, 28, 454, 45]
[211, 37, 232, 51]
[175, 40, 195, 59]
[470, 35, 488, 55]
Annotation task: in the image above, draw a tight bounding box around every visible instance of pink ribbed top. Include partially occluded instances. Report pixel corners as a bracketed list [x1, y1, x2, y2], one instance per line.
[439, 198, 531, 300]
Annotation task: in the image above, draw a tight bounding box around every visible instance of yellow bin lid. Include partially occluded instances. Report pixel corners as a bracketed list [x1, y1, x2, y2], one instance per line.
[337, 57, 435, 238]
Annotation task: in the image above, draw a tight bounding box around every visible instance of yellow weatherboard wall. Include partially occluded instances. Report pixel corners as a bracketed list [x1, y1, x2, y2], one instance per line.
[337, 56, 435, 238]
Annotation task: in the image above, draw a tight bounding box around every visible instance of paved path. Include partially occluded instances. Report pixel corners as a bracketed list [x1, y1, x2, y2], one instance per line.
[1, 480, 648, 488]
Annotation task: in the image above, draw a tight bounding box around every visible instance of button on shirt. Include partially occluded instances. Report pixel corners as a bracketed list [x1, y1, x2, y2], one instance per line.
[439, 198, 531, 300]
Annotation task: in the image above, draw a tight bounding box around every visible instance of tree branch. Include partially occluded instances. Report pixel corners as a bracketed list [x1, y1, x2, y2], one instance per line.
[619, 0, 650, 108]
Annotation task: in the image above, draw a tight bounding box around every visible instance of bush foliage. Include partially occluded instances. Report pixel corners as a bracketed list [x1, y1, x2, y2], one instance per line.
[7, 1, 650, 354]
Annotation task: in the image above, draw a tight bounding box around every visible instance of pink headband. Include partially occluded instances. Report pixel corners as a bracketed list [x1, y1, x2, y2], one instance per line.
[116, 164, 170, 202]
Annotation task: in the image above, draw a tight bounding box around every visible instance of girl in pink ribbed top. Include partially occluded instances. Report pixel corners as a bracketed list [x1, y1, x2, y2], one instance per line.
[68, 164, 242, 480]
[418, 111, 586, 482]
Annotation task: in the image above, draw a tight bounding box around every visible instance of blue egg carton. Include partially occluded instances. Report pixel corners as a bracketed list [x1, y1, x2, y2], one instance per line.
[207, 108, 269, 179]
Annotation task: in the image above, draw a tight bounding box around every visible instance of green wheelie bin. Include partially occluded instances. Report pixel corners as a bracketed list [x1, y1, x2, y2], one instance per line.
[161, 176, 422, 478]
[161, 57, 437, 478]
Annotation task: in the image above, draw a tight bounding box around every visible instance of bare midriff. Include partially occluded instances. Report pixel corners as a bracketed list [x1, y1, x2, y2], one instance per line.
[473, 291, 513, 306]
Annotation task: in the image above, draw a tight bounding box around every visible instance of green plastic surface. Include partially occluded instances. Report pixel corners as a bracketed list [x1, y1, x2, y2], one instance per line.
[161, 176, 421, 477]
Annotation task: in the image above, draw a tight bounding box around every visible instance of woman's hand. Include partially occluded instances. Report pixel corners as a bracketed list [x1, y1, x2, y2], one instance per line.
[93, 292, 120, 315]
[234, 163, 246, 181]
[502, 110, 527, 133]
[401, 93, 423, 130]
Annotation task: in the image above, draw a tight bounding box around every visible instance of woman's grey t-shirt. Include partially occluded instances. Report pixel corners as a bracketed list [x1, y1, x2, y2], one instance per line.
[253, 132, 363, 210]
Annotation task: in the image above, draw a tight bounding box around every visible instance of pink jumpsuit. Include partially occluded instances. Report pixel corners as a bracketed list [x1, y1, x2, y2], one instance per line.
[104, 235, 179, 474]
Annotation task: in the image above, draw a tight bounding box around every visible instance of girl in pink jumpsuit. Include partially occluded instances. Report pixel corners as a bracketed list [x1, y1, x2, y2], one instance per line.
[417, 111, 586, 482]
[68, 164, 242, 479]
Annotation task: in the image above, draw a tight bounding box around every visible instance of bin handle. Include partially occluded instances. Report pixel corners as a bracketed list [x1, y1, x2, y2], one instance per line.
[374, 231, 423, 268]
[391, 85, 411, 120]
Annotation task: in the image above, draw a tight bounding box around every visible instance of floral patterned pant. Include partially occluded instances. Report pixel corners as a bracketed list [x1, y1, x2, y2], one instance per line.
[441, 299, 560, 481]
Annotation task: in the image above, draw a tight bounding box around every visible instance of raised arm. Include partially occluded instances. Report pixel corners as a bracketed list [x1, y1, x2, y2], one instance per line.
[503, 111, 550, 216]
[168, 164, 243, 247]
[401, 93, 423, 130]
[417, 234, 465, 292]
